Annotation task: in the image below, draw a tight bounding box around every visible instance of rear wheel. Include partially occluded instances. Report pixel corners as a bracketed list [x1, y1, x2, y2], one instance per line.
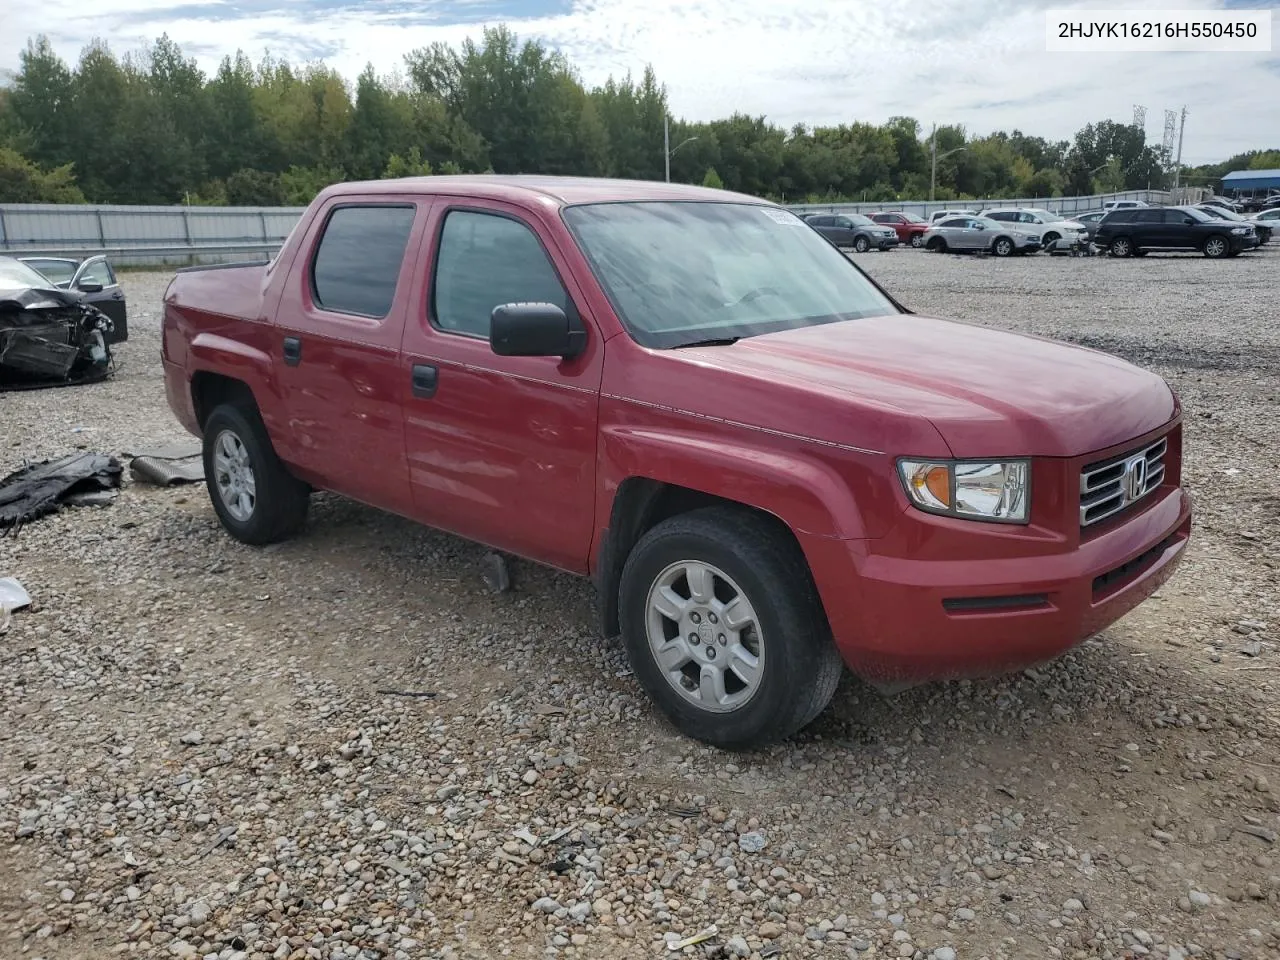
[1110, 236, 1133, 258]
[1203, 235, 1229, 258]
[910, 233, 925, 248]
[203, 403, 310, 545]
[993, 237, 1014, 257]
[853, 235, 870, 253]
[927, 237, 947, 252]
[618, 507, 843, 750]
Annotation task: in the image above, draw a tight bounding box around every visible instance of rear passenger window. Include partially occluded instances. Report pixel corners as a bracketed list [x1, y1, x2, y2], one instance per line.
[433, 211, 571, 337]
[1134, 210, 1162, 223]
[312, 205, 416, 317]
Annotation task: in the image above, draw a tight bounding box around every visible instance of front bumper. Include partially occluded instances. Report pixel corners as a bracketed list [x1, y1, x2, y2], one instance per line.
[800, 428, 1192, 687]
[876, 234, 901, 249]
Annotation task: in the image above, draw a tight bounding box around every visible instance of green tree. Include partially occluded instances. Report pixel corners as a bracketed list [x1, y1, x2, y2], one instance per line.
[226, 167, 285, 205]
[0, 147, 86, 202]
[383, 147, 432, 178]
[701, 166, 723, 189]
[279, 164, 344, 204]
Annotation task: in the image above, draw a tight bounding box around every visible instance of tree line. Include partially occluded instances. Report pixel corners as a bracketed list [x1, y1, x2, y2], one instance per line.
[0, 27, 1276, 207]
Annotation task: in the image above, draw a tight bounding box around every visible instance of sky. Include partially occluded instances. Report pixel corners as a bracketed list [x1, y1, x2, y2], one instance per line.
[2, 0, 1277, 164]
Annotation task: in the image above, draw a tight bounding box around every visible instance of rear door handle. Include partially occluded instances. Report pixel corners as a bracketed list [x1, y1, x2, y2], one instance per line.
[283, 336, 302, 367]
[411, 363, 438, 399]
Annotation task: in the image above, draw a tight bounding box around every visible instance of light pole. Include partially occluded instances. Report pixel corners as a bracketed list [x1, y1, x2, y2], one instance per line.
[664, 114, 699, 183]
[929, 123, 966, 202]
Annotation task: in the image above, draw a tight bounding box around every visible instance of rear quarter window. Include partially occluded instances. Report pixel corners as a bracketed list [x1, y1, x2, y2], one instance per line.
[311, 204, 417, 318]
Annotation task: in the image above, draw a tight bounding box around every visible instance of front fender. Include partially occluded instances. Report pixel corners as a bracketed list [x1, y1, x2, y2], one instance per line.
[598, 422, 892, 542]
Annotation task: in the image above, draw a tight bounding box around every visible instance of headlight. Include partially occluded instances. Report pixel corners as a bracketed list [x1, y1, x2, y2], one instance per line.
[898, 459, 1030, 523]
[1231, 226, 1249, 234]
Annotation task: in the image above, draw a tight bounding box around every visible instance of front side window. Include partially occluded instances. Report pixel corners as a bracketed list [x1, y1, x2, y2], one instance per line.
[312, 204, 416, 318]
[433, 210, 571, 338]
[77, 260, 115, 287]
[563, 201, 898, 350]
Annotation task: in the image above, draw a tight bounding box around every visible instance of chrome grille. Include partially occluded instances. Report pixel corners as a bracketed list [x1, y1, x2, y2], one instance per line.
[1080, 435, 1167, 527]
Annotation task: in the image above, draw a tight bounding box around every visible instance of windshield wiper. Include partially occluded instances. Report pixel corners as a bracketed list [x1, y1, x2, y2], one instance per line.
[671, 336, 741, 349]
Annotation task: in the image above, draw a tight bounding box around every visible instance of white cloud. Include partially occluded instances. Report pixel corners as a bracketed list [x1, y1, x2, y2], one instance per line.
[2, 0, 1276, 163]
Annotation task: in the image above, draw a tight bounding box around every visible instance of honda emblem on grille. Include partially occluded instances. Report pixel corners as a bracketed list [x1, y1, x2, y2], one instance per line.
[1123, 454, 1148, 503]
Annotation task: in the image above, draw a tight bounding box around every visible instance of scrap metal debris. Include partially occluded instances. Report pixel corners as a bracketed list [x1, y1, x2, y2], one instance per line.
[0, 576, 31, 634]
[128, 441, 204, 486]
[1, 259, 115, 390]
[0, 453, 123, 535]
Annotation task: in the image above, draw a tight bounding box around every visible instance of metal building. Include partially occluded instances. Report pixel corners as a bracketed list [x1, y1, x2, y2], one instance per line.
[1220, 169, 1280, 199]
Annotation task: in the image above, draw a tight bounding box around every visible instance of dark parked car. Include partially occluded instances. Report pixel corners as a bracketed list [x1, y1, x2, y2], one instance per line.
[1096, 206, 1255, 258]
[1193, 204, 1271, 245]
[1, 256, 115, 390]
[18, 255, 128, 342]
[801, 213, 899, 252]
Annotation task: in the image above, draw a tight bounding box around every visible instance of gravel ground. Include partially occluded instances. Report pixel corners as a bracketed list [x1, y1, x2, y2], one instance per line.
[2, 245, 1278, 960]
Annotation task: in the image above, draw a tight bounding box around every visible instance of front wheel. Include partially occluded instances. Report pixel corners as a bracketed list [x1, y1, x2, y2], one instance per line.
[927, 237, 947, 252]
[203, 403, 310, 545]
[1203, 235, 1230, 258]
[992, 237, 1014, 257]
[910, 233, 925, 248]
[853, 235, 870, 253]
[618, 508, 843, 750]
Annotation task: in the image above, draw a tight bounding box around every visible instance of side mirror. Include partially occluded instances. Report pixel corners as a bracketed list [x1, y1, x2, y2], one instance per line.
[490, 302, 585, 360]
[1183, 217, 1195, 225]
[77, 281, 104, 293]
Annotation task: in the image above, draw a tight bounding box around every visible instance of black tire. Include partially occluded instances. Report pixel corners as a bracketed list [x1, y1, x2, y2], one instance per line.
[1042, 232, 1060, 247]
[993, 237, 1014, 257]
[618, 507, 844, 751]
[1110, 236, 1133, 258]
[927, 237, 947, 252]
[1202, 235, 1230, 258]
[853, 235, 870, 253]
[910, 233, 925, 248]
[202, 402, 309, 545]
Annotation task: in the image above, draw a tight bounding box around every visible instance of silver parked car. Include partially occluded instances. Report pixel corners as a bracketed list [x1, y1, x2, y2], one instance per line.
[922, 216, 1042, 256]
[981, 208, 1088, 249]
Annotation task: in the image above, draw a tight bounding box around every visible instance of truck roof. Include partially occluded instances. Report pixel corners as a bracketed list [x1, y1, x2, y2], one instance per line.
[320, 174, 767, 208]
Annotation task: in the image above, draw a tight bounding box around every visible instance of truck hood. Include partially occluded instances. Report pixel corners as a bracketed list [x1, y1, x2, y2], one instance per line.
[677, 314, 1175, 458]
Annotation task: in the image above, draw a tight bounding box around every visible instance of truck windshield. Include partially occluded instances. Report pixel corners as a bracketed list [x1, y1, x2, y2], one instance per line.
[562, 201, 899, 349]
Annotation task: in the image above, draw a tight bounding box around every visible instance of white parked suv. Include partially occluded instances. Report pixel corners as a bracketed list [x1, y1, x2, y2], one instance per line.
[1102, 199, 1149, 211]
[982, 208, 1089, 248]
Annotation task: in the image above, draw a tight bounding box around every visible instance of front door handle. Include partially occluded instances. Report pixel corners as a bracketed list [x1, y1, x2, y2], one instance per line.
[411, 363, 438, 399]
[283, 336, 302, 367]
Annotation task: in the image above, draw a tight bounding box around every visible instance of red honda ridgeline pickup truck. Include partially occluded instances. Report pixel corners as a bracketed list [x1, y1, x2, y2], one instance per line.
[163, 176, 1191, 749]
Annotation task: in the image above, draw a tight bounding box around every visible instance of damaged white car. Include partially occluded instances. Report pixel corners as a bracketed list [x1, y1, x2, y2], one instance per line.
[0, 256, 114, 391]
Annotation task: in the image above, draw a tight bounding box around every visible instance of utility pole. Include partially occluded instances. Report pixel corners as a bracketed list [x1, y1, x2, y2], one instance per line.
[930, 123, 937, 203]
[664, 114, 670, 184]
[929, 122, 966, 203]
[1173, 106, 1187, 190]
[662, 114, 699, 184]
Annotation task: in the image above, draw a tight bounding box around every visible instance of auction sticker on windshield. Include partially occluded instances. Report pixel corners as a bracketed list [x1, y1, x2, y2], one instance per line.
[761, 209, 804, 225]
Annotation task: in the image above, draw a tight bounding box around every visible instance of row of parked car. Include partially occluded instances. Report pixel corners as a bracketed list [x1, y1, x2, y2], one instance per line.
[800, 198, 1275, 259]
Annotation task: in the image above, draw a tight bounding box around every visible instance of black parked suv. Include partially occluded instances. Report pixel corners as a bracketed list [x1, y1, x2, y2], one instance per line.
[800, 213, 900, 252]
[1096, 206, 1256, 258]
